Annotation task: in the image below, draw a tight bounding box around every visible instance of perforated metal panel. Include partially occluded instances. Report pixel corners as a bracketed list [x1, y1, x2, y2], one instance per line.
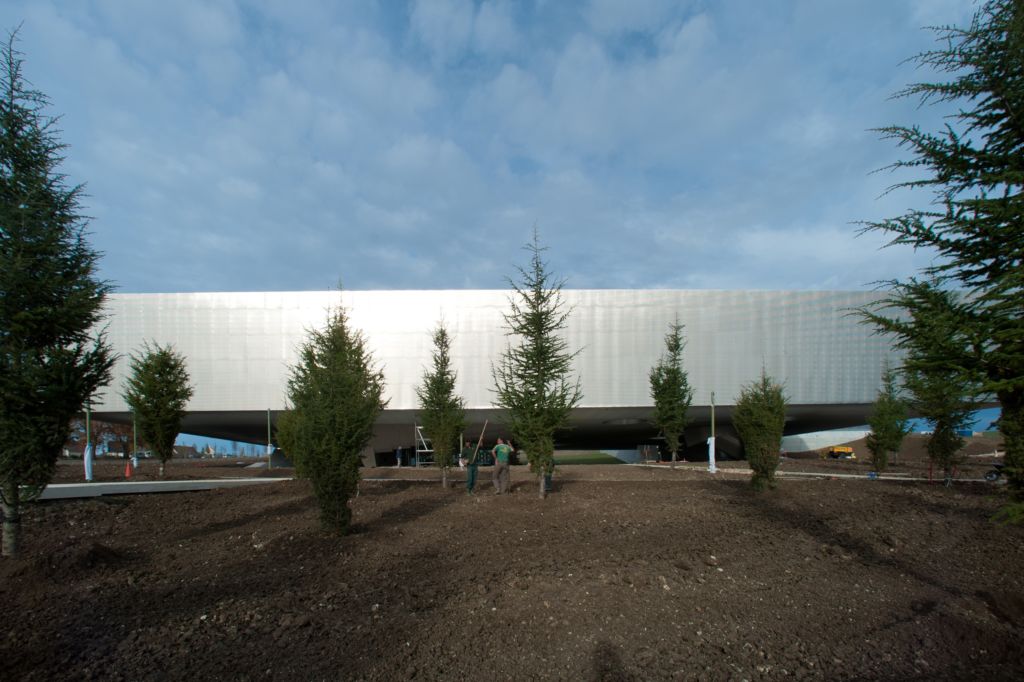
[94, 289, 896, 414]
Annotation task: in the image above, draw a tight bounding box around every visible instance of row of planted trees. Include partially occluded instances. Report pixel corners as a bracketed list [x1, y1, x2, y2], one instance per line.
[275, 230, 585, 530]
[277, 228, 799, 536]
[4, 0, 1022, 557]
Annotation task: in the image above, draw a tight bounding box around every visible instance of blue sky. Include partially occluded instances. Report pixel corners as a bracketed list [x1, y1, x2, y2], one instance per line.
[4, 0, 976, 293]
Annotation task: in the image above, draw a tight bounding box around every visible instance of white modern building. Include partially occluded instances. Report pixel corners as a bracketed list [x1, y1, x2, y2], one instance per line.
[91, 289, 897, 458]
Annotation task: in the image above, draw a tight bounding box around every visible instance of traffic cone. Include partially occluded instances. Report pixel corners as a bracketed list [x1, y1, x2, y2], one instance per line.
[124, 459, 132, 479]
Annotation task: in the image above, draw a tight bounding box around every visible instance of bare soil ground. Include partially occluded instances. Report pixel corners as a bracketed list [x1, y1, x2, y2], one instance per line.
[3, 442, 1022, 681]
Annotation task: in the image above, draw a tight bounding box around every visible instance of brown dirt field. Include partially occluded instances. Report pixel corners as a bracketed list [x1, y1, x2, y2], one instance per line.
[2, 461, 1023, 681]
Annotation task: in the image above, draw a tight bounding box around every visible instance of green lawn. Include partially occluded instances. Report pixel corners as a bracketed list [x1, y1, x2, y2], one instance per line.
[552, 451, 623, 465]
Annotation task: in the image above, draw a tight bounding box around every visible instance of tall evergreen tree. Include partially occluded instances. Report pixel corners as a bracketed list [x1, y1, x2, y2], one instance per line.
[860, 0, 1024, 501]
[416, 321, 465, 489]
[732, 370, 788, 491]
[648, 321, 694, 468]
[493, 229, 582, 499]
[866, 365, 911, 472]
[277, 304, 387, 533]
[123, 343, 193, 477]
[0, 33, 114, 558]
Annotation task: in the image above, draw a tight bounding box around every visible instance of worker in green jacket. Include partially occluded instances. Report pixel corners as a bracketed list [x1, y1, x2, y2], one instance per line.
[462, 441, 479, 494]
[492, 437, 512, 494]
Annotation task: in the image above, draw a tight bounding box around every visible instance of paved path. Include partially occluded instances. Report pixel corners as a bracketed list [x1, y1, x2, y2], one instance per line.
[40, 478, 292, 500]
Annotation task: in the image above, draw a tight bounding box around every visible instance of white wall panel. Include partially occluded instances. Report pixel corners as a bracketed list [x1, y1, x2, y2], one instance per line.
[93, 290, 896, 413]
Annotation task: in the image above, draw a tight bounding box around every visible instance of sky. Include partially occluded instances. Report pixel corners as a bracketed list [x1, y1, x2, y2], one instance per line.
[4, 0, 975, 293]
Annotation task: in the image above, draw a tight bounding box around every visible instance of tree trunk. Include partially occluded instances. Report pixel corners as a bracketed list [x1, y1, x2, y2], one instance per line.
[442, 467, 448, 489]
[159, 460, 165, 477]
[997, 389, 1024, 501]
[538, 473, 545, 499]
[1, 483, 20, 558]
[670, 450, 677, 470]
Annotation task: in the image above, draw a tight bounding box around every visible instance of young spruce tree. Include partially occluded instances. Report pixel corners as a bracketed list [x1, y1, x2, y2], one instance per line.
[649, 321, 694, 468]
[732, 370, 787, 491]
[906, 364, 975, 485]
[493, 230, 582, 499]
[416, 321, 465, 489]
[860, 0, 1024, 504]
[123, 343, 194, 477]
[865, 365, 910, 472]
[278, 304, 387, 533]
[0, 34, 114, 558]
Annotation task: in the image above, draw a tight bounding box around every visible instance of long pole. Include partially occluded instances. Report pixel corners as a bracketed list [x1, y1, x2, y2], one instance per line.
[84, 402, 93, 482]
[708, 391, 717, 474]
[711, 391, 716, 438]
[266, 408, 273, 471]
[472, 420, 489, 460]
[132, 412, 138, 468]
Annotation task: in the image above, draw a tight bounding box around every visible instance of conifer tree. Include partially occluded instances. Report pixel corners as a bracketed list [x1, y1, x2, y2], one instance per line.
[0, 33, 114, 558]
[861, 0, 1024, 501]
[123, 343, 193, 477]
[416, 321, 465, 488]
[493, 229, 582, 499]
[278, 304, 387, 533]
[866, 365, 911, 472]
[649, 321, 693, 468]
[906, 363, 975, 485]
[870, 284, 979, 483]
[733, 370, 787, 491]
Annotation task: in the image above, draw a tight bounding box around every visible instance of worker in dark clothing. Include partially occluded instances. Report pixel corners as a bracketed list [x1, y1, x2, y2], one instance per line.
[462, 441, 480, 494]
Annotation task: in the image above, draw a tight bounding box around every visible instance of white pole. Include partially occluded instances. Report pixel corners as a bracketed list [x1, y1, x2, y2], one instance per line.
[266, 408, 273, 470]
[708, 391, 717, 474]
[84, 403, 93, 482]
[131, 412, 139, 469]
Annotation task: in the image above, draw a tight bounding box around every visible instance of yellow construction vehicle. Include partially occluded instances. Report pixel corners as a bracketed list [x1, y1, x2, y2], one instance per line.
[822, 446, 856, 460]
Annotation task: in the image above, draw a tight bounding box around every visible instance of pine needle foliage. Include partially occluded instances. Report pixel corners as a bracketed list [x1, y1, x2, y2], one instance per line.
[0, 32, 114, 557]
[493, 229, 582, 499]
[859, 0, 1024, 500]
[866, 365, 911, 472]
[864, 283, 979, 483]
[649, 321, 693, 467]
[908, 364, 975, 484]
[123, 343, 194, 476]
[416, 321, 465, 488]
[733, 370, 787, 491]
[278, 304, 387, 533]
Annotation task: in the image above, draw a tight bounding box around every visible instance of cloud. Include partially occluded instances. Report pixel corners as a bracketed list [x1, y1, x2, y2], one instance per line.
[409, 0, 475, 66]
[3, 0, 976, 295]
[473, 1, 522, 56]
[584, 0, 686, 36]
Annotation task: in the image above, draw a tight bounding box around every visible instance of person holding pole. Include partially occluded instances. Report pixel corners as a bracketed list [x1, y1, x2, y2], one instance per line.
[492, 437, 512, 494]
[462, 440, 479, 494]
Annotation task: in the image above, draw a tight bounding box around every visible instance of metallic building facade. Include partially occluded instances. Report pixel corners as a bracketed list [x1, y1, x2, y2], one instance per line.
[93, 290, 896, 452]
